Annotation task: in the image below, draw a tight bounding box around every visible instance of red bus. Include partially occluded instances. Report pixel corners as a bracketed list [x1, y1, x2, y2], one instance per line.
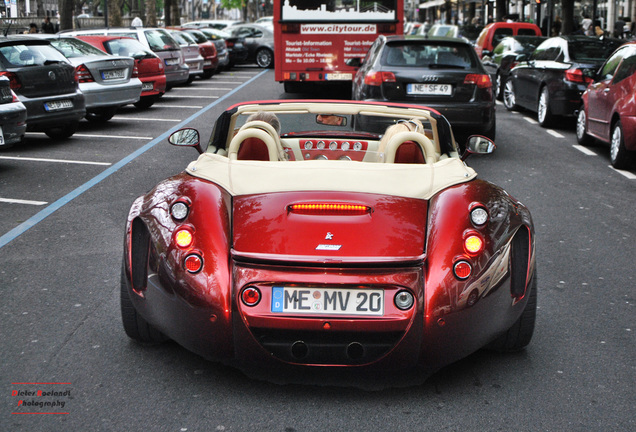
[274, 0, 404, 92]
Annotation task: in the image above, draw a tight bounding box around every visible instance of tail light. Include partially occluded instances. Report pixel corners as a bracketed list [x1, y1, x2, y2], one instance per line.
[225, 40, 234, 48]
[464, 74, 491, 89]
[241, 286, 261, 306]
[565, 68, 593, 84]
[364, 71, 396, 86]
[184, 254, 203, 273]
[0, 71, 21, 90]
[174, 227, 194, 248]
[453, 261, 472, 279]
[75, 64, 94, 83]
[281, 23, 300, 33]
[464, 234, 484, 254]
[288, 203, 371, 215]
[132, 64, 139, 78]
[11, 89, 20, 102]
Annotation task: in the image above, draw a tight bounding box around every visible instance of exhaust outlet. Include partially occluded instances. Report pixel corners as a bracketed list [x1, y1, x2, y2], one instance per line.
[346, 342, 365, 360]
[291, 341, 308, 359]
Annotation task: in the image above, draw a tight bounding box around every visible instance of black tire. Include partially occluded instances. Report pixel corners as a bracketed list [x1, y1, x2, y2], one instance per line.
[495, 73, 504, 101]
[537, 86, 555, 127]
[134, 95, 159, 109]
[185, 75, 194, 85]
[503, 79, 518, 111]
[45, 121, 79, 139]
[255, 48, 274, 68]
[576, 105, 593, 145]
[610, 120, 634, 169]
[487, 274, 537, 352]
[202, 69, 214, 79]
[85, 107, 117, 123]
[120, 262, 167, 343]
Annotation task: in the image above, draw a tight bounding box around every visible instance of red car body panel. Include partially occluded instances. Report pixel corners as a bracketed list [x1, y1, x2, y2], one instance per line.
[77, 35, 167, 98]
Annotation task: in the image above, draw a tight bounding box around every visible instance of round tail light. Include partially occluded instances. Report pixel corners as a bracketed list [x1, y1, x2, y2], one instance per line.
[184, 254, 202, 273]
[454, 261, 472, 280]
[241, 286, 261, 306]
[464, 235, 484, 254]
[174, 228, 193, 248]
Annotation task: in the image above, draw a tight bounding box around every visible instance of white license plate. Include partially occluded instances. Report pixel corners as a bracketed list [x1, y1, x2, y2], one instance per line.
[204, 60, 212, 66]
[187, 62, 201, 70]
[165, 58, 179, 66]
[271, 286, 384, 316]
[101, 69, 126, 80]
[407, 83, 453, 95]
[44, 100, 73, 111]
[326, 73, 352, 81]
[141, 82, 154, 91]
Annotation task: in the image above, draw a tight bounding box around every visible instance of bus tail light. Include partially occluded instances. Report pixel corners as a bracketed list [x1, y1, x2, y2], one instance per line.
[281, 23, 300, 33]
[364, 71, 396, 86]
[378, 24, 397, 33]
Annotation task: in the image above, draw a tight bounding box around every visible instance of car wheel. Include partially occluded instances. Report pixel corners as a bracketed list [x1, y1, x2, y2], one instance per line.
[85, 107, 117, 123]
[134, 95, 160, 109]
[576, 106, 593, 145]
[256, 48, 273, 68]
[503, 79, 518, 111]
[487, 273, 537, 352]
[186, 75, 194, 85]
[537, 87, 554, 127]
[45, 121, 78, 139]
[202, 69, 214, 79]
[496, 73, 504, 101]
[120, 262, 167, 343]
[610, 120, 633, 169]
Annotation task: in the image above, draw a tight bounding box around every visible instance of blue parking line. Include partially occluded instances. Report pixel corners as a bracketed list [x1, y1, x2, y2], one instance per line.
[0, 70, 268, 250]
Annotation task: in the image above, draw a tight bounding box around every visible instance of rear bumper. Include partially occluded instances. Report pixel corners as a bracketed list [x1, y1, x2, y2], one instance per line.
[165, 65, 190, 86]
[0, 101, 27, 145]
[81, 79, 142, 109]
[20, 91, 86, 130]
[138, 74, 167, 97]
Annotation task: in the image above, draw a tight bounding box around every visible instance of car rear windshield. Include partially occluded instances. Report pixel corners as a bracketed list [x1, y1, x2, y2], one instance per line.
[143, 29, 180, 51]
[50, 38, 107, 58]
[185, 31, 208, 44]
[103, 38, 152, 58]
[569, 40, 624, 62]
[383, 43, 476, 69]
[0, 43, 68, 67]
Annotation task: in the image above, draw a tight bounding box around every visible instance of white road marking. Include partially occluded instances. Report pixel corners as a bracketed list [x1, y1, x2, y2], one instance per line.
[114, 117, 181, 122]
[161, 95, 220, 99]
[0, 156, 111, 166]
[547, 129, 565, 138]
[524, 117, 538, 124]
[156, 105, 203, 108]
[205, 81, 246, 84]
[610, 166, 636, 179]
[175, 87, 232, 91]
[26, 132, 153, 140]
[0, 198, 48, 205]
[573, 145, 597, 156]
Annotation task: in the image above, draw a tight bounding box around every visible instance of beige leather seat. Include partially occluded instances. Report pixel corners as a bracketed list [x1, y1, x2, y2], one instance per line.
[383, 131, 437, 164]
[228, 120, 286, 161]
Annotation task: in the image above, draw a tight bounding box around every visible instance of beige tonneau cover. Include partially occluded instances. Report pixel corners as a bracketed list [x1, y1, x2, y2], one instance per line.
[186, 153, 476, 200]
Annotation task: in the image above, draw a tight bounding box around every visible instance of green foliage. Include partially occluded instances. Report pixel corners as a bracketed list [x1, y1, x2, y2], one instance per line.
[221, 0, 244, 10]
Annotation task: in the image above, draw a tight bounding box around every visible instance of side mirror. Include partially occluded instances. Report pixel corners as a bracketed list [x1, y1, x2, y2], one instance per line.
[169, 128, 203, 154]
[461, 135, 495, 161]
[345, 57, 362, 67]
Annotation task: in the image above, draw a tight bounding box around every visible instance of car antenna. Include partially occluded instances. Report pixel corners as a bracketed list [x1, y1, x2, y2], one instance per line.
[4, 23, 11, 37]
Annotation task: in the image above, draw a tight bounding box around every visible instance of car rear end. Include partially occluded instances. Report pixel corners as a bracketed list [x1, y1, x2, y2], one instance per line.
[141, 28, 189, 87]
[0, 75, 27, 147]
[359, 38, 495, 137]
[198, 28, 230, 70]
[182, 29, 218, 78]
[0, 37, 85, 135]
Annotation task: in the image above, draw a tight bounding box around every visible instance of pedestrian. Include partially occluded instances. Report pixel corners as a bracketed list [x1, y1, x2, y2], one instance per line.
[41, 16, 54, 34]
[25, 23, 38, 34]
[614, 17, 625, 38]
[552, 16, 562, 36]
[581, 14, 593, 36]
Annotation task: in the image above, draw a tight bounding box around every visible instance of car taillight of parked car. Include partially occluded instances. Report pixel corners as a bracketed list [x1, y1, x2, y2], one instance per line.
[75, 64, 94, 83]
[364, 71, 396, 86]
[464, 73, 492, 89]
[0, 71, 22, 90]
[564, 68, 593, 84]
[132, 64, 139, 78]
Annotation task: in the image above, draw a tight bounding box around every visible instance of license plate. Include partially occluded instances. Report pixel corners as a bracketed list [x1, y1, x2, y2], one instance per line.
[204, 60, 212, 66]
[326, 73, 352, 81]
[101, 69, 125, 80]
[44, 100, 73, 111]
[271, 286, 384, 316]
[165, 58, 179, 66]
[187, 62, 201, 70]
[407, 83, 453, 95]
[141, 82, 154, 91]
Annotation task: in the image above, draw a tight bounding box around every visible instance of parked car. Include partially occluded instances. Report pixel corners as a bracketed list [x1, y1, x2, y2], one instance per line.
[76, 35, 167, 109]
[167, 30, 205, 83]
[482, 35, 547, 100]
[254, 16, 273, 28]
[198, 27, 248, 68]
[61, 27, 189, 89]
[0, 35, 85, 139]
[474, 22, 542, 59]
[173, 28, 218, 78]
[350, 35, 496, 141]
[37, 35, 142, 122]
[121, 99, 536, 382]
[422, 24, 461, 38]
[503, 36, 624, 127]
[227, 23, 275, 68]
[577, 42, 636, 169]
[0, 75, 27, 149]
[181, 20, 244, 31]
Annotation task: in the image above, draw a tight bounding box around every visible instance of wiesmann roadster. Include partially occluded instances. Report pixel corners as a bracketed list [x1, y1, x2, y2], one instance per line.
[121, 100, 536, 382]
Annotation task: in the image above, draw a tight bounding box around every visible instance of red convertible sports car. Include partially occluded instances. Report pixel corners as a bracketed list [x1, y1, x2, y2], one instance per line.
[121, 100, 536, 382]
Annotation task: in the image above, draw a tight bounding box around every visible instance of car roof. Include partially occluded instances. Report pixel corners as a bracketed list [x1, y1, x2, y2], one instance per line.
[387, 35, 472, 46]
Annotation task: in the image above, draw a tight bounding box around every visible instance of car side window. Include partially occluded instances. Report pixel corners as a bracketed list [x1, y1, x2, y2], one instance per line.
[492, 28, 513, 47]
[518, 28, 539, 36]
[611, 51, 636, 84]
[599, 49, 624, 81]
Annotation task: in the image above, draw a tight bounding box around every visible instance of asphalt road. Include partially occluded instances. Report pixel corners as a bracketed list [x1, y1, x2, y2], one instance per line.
[1, 67, 634, 431]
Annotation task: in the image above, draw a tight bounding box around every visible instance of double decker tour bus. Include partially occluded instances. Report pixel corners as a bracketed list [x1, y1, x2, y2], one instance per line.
[274, 0, 403, 93]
